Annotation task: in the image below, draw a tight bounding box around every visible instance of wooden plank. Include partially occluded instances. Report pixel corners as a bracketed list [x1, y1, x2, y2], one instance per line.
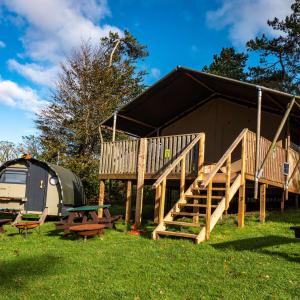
[98, 180, 105, 218]
[259, 183, 266, 223]
[164, 221, 204, 227]
[159, 178, 166, 223]
[135, 138, 148, 225]
[179, 203, 218, 208]
[171, 212, 206, 217]
[198, 134, 205, 178]
[156, 230, 197, 239]
[205, 180, 212, 239]
[154, 184, 161, 224]
[125, 180, 132, 224]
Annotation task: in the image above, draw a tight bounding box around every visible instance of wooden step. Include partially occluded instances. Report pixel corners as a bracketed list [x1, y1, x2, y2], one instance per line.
[156, 230, 197, 239]
[192, 187, 226, 191]
[171, 212, 206, 217]
[164, 221, 204, 227]
[178, 203, 218, 208]
[185, 195, 223, 199]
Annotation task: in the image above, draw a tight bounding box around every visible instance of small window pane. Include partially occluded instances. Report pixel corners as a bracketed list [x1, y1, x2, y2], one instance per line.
[0, 170, 27, 184]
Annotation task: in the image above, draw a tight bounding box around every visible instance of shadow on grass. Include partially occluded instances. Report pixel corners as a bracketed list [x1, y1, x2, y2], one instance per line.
[213, 235, 300, 263]
[0, 254, 61, 291]
[266, 209, 300, 224]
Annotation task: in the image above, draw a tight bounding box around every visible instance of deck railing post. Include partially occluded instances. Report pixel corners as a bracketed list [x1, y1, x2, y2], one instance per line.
[205, 179, 212, 240]
[238, 134, 246, 228]
[198, 134, 205, 179]
[259, 183, 266, 223]
[125, 180, 132, 224]
[180, 156, 186, 199]
[225, 154, 231, 214]
[159, 178, 167, 223]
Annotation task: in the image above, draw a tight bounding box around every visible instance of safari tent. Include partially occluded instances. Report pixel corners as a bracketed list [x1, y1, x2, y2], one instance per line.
[98, 66, 300, 244]
[0, 157, 85, 215]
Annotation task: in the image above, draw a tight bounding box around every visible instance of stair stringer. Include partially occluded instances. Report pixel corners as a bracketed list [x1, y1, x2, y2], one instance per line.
[152, 176, 200, 240]
[195, 174, 241, 244]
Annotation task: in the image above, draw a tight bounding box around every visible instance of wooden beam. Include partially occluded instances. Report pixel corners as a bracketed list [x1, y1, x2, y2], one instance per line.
[118, 114, 156, 129]
[205, 180, 212, 239]
[254, 88, 262, 199]
[198, 134, 205, 179]
[159, 178, 166, 223]
[257, 97, 296, 178]
[154, 184, 161, 223]
[259, 183, 266, 223]
[125, 180, 132, 224]
[135, 138, 148, 225]
[112, 112, 117, 142]
[98, 180, 105, 218]
[180, 156, 186, 199]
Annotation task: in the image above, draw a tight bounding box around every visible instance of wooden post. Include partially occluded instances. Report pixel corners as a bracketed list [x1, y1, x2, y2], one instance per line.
[238, 135, 246, 228]
[259, 184, 266, 223]
[180, 156, 186, 199]
[198, 134, 205, 179]
[159, 178, 166, 223]
[135, 138, 148, 225]
[125, 180, 132, 224]
[154, 184, 161, 223]
[280, 193, 285, 212]
[225, 154, 231, 214]
[295, 194, 299, 209]
[98, 180, 105, 218]
[112, 112, 117, 142]
[254, 87, 262, 199]
[205, 180, 212, 240]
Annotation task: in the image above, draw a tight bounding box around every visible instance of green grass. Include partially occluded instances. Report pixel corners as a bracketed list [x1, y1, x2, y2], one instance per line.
[0, 210, 299, 300]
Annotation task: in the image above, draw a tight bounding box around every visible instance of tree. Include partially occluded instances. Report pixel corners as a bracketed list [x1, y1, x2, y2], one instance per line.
[0, 141, 19, 164]
[202, 47, 248, 81]
[17, 135, 44, 160]
[36, 30, 148, 198]
[247, 0, 300, 94]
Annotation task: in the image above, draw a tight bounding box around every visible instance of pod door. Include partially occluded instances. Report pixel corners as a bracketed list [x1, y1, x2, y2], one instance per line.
[25, 162, 48, 212]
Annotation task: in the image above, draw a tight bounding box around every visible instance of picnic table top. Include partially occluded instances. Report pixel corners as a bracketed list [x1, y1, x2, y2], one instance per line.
[69, 223, 105, 231]
[67, 205, 110, 212]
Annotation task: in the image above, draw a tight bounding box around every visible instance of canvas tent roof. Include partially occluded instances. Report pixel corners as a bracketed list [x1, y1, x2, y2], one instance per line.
[0, 158, 85, 206]
[101, 66, 300, 137]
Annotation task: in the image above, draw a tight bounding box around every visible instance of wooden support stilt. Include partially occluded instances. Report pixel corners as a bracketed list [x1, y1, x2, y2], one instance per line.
[98, 180, 105, 218]
[205, 180, 212, 240]
[125, 180, 132, 224]
[295, 195, 299, 209]
[259, 184, 266, 223]
[135, 138, 148, 225]
[159, 178, 166, 223]
[280, 192, 285, 213]
[154, 184, 161, 223]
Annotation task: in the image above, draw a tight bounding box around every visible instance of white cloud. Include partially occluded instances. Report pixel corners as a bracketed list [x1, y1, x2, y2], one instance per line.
[2, 0, 121, 86]
[0, 79, 48, 113]
[150, 68, 161, 79]
[8, 59, 59, 87]
[0, 40, 5, 48]
[206, 0, 293, 46]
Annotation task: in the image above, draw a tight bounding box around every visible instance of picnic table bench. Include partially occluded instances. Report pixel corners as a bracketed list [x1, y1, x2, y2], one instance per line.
[55, 205, 121, 234]
[0, 219, 12, 234]
[69, 223, 105, 241]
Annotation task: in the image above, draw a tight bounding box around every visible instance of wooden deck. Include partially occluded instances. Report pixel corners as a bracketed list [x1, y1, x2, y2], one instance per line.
[99, 130, 300, 193]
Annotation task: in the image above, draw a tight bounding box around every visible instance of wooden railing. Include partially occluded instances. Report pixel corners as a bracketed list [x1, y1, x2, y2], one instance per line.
[152, 133, 205, 223]
[99, 133, 199, 176]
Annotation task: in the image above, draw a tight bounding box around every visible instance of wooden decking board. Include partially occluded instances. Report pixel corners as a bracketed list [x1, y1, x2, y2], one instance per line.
[171, 212, 206, 217]
[164, 221, 204, 227]
[178, 203, 218, 208]
[156, 230, 197, 239]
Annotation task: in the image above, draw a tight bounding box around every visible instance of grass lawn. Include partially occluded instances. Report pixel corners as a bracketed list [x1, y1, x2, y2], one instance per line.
[0, 209, 299, 300]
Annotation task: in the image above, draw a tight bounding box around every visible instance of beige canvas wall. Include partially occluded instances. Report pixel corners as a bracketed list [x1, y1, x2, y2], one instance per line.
[161, 98, 283, 162]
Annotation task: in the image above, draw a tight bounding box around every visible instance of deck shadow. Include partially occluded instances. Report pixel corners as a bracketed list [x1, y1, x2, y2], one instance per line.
[212, 235, 300, 263]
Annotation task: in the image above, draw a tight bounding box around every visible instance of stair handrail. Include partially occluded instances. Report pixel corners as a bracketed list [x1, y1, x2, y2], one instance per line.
[200, 128, 248, 189]
[152, 133, 205, 189]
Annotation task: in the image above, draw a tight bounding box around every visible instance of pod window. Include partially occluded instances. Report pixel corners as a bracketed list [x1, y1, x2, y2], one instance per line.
[0, 170, 27, 184]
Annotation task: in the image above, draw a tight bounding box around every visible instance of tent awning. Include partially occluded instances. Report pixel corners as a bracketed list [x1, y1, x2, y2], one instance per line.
[101, 67, 300, 137]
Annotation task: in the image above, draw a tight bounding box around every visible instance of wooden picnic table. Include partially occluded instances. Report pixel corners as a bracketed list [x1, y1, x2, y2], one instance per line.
[0, 219, 12, 234]
[69, 223, 105, 241]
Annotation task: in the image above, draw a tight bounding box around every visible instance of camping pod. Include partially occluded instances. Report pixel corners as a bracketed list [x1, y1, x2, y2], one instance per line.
[0, 157, 85, 215]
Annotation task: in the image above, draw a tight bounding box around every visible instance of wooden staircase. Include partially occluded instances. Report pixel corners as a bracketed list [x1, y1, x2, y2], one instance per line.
[152, 129, 248, 244]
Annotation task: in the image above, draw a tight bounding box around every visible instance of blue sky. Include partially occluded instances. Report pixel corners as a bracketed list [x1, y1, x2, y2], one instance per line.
[0, 0, 293, 143]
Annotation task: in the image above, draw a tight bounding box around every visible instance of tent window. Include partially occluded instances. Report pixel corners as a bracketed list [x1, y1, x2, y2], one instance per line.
[0, 170, 27, 184]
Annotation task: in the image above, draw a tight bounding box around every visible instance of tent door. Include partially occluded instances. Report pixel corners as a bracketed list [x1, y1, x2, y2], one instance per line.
[25, 163, 48, 212]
